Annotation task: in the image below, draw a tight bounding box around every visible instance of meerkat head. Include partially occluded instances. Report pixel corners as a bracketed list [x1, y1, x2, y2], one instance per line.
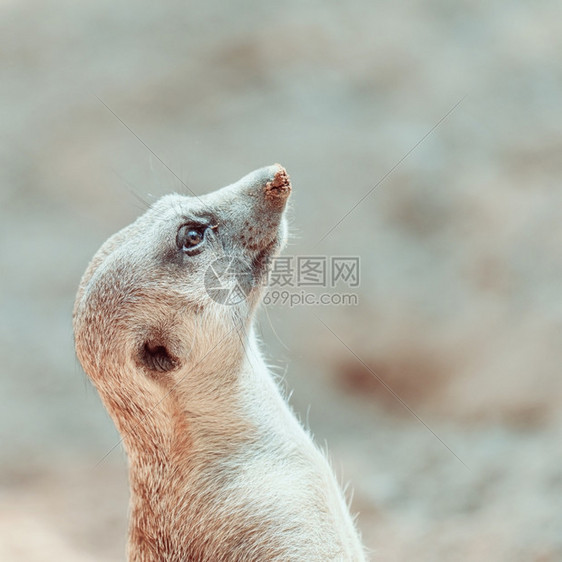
[73, 165, 291, 446]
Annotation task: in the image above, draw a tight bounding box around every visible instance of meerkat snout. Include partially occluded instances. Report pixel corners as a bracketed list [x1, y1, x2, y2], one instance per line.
[201, 163, 291, 286]
[263, 164, 291, 205]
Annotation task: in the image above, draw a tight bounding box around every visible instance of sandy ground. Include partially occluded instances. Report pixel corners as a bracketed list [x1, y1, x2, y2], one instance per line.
[1, 0, 562, 560]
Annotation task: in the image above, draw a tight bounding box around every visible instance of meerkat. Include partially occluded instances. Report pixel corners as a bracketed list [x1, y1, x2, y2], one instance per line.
[73, 165, 367, 561]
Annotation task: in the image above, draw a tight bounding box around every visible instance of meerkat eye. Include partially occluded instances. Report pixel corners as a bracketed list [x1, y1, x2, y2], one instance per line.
[176, 224, 208, 253]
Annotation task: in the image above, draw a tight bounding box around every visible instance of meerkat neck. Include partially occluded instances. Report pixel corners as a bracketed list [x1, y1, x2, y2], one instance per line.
[124, 332, 291, 560]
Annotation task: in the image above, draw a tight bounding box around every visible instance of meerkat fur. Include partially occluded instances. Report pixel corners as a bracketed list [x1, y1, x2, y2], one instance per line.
[73, 165, 367, 561]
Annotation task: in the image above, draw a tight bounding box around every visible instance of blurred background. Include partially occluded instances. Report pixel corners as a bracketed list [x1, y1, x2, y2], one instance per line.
[1, 0, 561, 560]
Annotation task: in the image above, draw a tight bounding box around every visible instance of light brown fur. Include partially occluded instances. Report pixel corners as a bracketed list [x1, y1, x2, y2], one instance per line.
[74, 165, 367, 561]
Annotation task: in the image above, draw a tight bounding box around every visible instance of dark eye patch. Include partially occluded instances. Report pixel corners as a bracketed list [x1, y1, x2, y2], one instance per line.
[177, 224, 207, 251]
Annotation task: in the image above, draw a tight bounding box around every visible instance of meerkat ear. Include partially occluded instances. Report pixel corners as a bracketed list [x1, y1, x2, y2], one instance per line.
[140, 340, 179, 373]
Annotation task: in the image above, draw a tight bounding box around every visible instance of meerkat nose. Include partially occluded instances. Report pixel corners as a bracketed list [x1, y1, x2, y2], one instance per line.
[263, 164, 291, 209]
[222, 164, 292, 212]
